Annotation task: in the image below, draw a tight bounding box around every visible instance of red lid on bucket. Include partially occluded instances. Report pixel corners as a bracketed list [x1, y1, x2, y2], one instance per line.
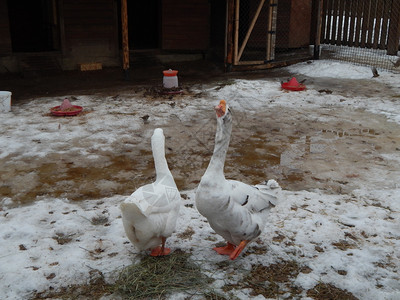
[163, 69, 178, 77]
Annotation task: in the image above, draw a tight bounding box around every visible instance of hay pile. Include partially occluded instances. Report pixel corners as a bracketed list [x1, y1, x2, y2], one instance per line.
[113, 250, 221, 299]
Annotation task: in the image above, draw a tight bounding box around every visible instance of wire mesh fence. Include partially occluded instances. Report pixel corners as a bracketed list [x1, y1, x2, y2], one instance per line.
[321, 44, 400, 71]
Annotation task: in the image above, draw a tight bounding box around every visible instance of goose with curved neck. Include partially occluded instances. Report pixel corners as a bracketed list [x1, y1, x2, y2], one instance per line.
[196, 100, 281, 260]
[121, 128, 181, 256]
[204, 102, 232, 180]
[153, 130, 169, 178]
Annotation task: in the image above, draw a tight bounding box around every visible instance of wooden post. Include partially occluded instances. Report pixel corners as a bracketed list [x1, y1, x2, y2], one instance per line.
[233, 0, 240, 65]
[121, 0, 129, 75]
[314, 0, 324, 59]
[225, 0, 235, 70]
[266, 0, 277, 62]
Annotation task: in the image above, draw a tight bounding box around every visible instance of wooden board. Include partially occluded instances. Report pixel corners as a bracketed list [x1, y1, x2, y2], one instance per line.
[162, 0, 210, 50]
[79, 62, 102, 71]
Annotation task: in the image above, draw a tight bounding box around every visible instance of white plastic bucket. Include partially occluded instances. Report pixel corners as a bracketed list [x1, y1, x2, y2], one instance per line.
[0, 91, 11, 112]
[163, 69, 179, 89]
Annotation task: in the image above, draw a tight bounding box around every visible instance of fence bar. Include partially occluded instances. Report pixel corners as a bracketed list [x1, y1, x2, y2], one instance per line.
[379, 0, 390, 49]
[366, 0, 376, 47]
[373, 0, 384, 48]
[342, 0, 351, 45]
[337, 0, 345, 45]
[348, 0, 357, 47]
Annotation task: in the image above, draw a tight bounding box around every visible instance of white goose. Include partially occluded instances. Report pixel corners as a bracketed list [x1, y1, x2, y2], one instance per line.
[121, 128, 181, 256]
[195, 100, 280, 260]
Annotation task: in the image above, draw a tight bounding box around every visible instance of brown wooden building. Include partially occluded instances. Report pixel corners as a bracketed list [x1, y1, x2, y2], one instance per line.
[0, 0, 320, 74]
[3, 0, 397, 74]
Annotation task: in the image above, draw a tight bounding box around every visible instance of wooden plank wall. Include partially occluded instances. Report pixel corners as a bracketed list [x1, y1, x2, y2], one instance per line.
[321, 0, 400, 54]
[62, 0, 117, 54]
[276, 0, 312, 48]
[0, 0, 12, 55]
[162, 0, 210, 50]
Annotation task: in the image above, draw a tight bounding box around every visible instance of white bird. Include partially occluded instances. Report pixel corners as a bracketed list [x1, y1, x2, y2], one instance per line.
[195, 100, 280, 260]
[121, 128, 181, 256]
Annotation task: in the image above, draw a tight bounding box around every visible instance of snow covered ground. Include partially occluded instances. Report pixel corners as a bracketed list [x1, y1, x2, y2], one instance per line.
[1, 60, 399, 299]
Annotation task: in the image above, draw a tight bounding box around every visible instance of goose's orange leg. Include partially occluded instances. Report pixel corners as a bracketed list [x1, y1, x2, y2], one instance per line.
[150, 237, 171, 256]
[213, 242, 236, 255]
[229, 240, 249, 260]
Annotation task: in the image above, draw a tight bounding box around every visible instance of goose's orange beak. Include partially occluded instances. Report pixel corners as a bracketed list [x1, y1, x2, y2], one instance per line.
[215, 100, 226, 118]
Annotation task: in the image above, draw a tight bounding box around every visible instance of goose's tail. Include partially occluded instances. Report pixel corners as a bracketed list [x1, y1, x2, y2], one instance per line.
[255, 179, 281, 206]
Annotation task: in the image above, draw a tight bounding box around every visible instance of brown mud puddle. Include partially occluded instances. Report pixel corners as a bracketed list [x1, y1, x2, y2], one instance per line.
[1, 103, 400, 205]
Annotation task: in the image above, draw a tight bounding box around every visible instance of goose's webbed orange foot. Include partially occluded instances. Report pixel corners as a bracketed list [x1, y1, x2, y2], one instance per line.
[213, 242, 236, 255]
[150, 246, 171, 256]
[229, 240, 249, 260]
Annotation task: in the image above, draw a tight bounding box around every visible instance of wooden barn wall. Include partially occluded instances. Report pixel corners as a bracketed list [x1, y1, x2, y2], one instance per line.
[0, 0, 12, 55]
[162, 0, 210, 50]
[61, 0, 118, 67]
[276, 0, 312, 48]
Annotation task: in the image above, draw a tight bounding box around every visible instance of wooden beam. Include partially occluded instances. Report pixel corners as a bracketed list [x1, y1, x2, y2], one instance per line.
[266, 0, 277, 62]
[121, 0, 129, 70]
[237, 0, 266, 62]
[233, 0, 240, 65]
[232, 57, 311, 71]
[226, 0, 235, 67]
[313, 0, 324, 59]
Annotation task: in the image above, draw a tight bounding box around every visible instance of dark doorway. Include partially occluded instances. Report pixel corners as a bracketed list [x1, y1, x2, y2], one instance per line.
[210, 0, 227, 59]
[128, 0, 159, 49]
[7, 0, 60, 52]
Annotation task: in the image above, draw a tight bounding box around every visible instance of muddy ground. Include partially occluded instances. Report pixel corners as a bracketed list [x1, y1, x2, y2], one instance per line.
[1, 60, 400, 204]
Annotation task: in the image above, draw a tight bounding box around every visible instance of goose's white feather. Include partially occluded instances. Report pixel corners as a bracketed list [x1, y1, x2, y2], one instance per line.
[195, 102, 280, 251]
[121, 128, 181, 251]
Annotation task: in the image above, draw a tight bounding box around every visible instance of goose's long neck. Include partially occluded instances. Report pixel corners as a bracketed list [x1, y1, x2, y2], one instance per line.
[151, 133, 171, 181]
[205, 116, 232, 178]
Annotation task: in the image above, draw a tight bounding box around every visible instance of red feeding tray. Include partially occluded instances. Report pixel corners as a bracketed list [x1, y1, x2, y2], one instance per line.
[281, 77, 306, 91]
[50, 105, 83, 116]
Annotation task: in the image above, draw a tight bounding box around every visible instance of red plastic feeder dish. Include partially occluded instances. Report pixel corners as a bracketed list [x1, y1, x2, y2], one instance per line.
[50, 98, 83, 116]
[281, 77, 306, 91]
[50, 105, 83, 116]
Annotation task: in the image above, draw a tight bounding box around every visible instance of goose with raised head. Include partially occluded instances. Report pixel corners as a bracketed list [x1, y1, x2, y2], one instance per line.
[195, 100, 281, 260]
[121, 128, 181, 256]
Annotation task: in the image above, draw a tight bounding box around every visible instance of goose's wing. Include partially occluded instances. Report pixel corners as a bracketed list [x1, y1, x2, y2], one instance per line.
[125, 181, 180, 211]
[228, 179, 280, 212]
